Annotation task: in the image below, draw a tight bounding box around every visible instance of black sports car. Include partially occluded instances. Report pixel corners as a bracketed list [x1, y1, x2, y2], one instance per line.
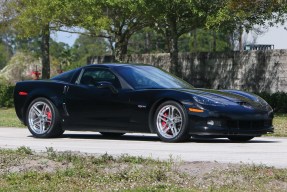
[14, 64, 274, 142]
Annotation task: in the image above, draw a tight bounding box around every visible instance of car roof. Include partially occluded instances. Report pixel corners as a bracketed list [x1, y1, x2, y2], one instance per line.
[83, 63, 150, 69]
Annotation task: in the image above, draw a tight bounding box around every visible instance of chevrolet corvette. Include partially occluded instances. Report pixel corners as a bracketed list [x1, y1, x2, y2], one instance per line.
[14, 64, 274, 142]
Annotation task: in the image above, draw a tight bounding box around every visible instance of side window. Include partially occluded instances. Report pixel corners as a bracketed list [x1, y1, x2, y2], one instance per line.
[80, 68, 121, 88]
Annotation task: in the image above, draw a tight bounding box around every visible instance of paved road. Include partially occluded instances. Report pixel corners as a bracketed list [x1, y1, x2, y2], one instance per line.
[0, 127, 286, 168]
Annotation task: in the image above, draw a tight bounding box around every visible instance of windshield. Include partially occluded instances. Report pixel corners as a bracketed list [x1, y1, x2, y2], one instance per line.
[114, 65, 194, 89]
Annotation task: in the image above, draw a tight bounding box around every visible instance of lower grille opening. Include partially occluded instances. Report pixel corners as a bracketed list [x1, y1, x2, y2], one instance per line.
[227, 120, 271, 130]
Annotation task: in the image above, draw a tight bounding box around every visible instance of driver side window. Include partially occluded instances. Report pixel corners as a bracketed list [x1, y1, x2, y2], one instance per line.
[80, 68, 121, 88]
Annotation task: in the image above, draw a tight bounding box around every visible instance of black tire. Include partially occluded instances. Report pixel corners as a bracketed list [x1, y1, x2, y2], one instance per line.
[154, 101, 190, 142]
[100, 132, 125, 137]
[26, 97, 64, 138]
[228, 136, 254, 142]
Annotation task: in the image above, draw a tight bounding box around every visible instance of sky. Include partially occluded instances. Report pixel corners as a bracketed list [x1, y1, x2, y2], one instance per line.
[51, 32, 79, 47]
[256, 24, 287, 49]
[51, 24, 287, 49]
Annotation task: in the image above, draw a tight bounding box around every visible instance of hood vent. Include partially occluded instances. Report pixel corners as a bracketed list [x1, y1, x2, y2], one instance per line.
[236, 101, 253, 109]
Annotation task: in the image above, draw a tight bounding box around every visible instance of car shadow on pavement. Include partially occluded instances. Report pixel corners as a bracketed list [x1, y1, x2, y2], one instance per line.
[59, 133, 161, 142]
[190, 138, 279, 143]
[44, 133, 280, 143]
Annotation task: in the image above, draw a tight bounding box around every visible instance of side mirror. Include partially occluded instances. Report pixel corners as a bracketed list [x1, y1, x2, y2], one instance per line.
[96, 81, 118, 94]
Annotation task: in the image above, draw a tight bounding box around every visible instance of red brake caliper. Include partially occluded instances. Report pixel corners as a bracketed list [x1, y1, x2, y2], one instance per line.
[46, 111, 52, 125]
[161, 112, 169, 132]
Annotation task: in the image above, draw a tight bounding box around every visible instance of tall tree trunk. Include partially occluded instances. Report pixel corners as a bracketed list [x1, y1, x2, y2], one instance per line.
[145, 32, 150, 53]
[238, 26, 243, 51]
[41, 24, 50, 79]
[168, 16, 181, 77]
[114, 36, 128, 62]
[193, 29, 197, 52]
[213, 31, 216, 52]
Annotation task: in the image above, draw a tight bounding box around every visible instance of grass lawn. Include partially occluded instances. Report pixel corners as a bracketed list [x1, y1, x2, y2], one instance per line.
[0, 108, 24, 127]
[273, 114, 287, 137]
[0, 108, 286, 137]
[0, 147, 286, 191]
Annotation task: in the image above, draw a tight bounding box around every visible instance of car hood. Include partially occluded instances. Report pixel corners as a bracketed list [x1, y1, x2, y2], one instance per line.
[178, 88, 271, 111]
[180, 88, 249, 102]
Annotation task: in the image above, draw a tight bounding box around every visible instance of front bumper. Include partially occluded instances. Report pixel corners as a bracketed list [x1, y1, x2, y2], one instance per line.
[188, 115, 274, 137]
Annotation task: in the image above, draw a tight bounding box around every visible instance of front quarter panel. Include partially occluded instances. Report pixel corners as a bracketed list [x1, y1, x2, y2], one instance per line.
[128, 89, 194, 133]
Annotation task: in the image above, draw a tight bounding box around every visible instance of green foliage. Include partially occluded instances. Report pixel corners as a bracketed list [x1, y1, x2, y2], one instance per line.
[179, 29, 231, 52]
[0, 84, 14, 108]
[206, 0, 287, 34]
[128, 28, 166, 54]
[16, 146, 33, 155]
[70, 34, 110, 67]
[257, 92, 287, 113]
[0, 42, 12, 70]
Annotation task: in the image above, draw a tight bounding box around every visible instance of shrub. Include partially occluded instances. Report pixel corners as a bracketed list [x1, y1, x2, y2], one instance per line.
[0, 84, 15, 107]
[257, 92, 287, 113]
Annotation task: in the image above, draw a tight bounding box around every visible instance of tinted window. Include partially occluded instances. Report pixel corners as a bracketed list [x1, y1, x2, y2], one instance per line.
[80, 68, 121, 88]
[114, 65, 193, 89]
[51, 69, 77, 83]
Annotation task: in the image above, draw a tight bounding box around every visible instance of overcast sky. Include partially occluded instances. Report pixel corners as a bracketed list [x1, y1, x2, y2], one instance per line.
[52, 24, 287, 49]
[256, 24, 287, 49]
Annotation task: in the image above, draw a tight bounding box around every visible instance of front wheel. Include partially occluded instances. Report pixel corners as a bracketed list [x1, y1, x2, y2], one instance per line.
[26, 97, 64, 138]
[154, 101, 190, 142]
[228, 136, 254, 142]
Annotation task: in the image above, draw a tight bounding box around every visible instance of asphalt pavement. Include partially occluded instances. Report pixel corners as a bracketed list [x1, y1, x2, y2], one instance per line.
[0, 127, 286, 168]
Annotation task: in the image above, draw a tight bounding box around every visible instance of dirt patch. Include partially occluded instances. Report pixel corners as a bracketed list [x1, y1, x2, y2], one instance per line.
[177, 161, 240, 177]
[1, 157, 72, 174]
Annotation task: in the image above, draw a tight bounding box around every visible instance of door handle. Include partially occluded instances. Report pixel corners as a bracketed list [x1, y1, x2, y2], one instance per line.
[63, 85, 69, 94]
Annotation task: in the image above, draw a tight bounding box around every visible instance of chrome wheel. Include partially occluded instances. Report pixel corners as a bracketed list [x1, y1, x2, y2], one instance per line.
[28, 101, 53, 134]
[156, 105, 183, 139]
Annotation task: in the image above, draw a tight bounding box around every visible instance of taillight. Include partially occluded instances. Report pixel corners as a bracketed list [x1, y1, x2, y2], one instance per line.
[19, 91, 28, 96]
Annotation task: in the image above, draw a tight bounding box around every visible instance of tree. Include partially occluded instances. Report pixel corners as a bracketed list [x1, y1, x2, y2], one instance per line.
[70, 34, 110, 67]
[0, 41, 12, 70]
[187, 29, 231, 52]
[128, 28, 166, 54]
[2, 0, 104, 79]
[92, 0, 151, 61]
[206, 0, 287, 51]
[146, 0, 222, 76]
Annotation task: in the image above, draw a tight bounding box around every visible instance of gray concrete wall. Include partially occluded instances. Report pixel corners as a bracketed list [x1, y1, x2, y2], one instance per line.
[88, 50, 287, 93]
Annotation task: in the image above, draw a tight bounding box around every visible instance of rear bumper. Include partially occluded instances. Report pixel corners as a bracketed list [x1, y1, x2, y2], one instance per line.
[188, 115, 274, 137]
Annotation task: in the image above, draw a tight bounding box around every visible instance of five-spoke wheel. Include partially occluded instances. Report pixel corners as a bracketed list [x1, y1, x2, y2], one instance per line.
[154, 101, 190, 142]
[27, 98, 64, 138]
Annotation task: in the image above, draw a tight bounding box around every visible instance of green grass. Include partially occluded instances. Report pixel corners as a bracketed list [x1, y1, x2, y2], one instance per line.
[0, 108, 286, 137]
[0, 147, 287, 191]
[0, 108, 24, 127]
[273, 114, 287, 137]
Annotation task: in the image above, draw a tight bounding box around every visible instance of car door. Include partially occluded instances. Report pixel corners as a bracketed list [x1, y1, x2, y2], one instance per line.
[63, 67, 133, 131]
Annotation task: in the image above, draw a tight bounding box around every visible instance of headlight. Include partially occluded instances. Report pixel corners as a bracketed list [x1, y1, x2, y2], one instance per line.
[255, 96, 269, 106]
[255, 96, 272, 111]
[193, 95, 225, 106]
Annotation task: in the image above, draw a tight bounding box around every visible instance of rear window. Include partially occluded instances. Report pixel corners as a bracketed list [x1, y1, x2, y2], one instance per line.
[51, 69, 77, 83]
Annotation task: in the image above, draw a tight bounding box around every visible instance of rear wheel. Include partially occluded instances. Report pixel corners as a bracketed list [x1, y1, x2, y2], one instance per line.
[26, 97, 64, 138]
[100, 132, 125, 137]
[228, 136, 254, 142]
[154, 101, 190, 142]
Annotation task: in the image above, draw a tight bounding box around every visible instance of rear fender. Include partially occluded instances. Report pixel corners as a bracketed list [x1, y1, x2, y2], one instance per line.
[21, 88, 65, 125]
